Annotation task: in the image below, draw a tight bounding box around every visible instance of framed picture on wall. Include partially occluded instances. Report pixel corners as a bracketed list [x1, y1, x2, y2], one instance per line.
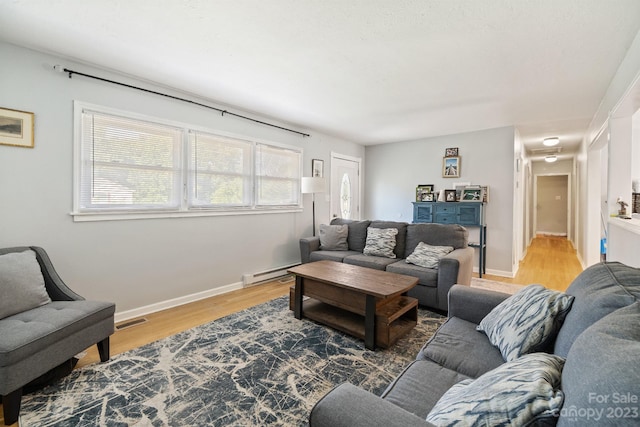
[445, 147, 458, 157]
[312, 159, 324, 177]
[442, 156, 460, 178]
[0, 107, 34, 148]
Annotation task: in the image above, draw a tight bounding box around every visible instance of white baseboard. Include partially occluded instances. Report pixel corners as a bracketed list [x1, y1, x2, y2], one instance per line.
[114, 281, 243, 323]
[474, 267, 516, 278]
[536, 231, 567, 237]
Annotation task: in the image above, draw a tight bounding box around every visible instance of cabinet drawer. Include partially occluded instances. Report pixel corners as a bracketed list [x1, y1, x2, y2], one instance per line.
[435, 204, 456, 214]
[434, 213, 456, 223]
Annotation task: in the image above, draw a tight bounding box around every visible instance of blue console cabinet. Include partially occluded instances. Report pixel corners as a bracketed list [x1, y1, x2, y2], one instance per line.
[412, 202, 486, 277]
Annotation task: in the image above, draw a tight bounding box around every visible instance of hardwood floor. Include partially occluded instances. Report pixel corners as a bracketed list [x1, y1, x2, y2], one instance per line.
[0, 235, 581, 426]
[479, 235, 583, 292]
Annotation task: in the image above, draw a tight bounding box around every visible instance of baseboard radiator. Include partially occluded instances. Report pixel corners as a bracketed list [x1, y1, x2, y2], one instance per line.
[242, 263, 299, 287]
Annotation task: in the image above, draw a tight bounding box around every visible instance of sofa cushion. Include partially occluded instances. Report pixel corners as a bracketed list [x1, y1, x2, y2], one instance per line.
[0, 300, 115, 366]
[558, 302, 640, 427]
[381, 360, 471, 420]
[426, 353, 565, 426]
[405, 242, 454, 269]
[554, 262, 640, 358]
[330, 219, 371, 252]
[309, 250, 361, 263]
[417, 317, 504, 378]
[386, 261, 438, 287]
[477, 284, 574, 361]
[0, 250, 52, 320]
[318, 224, 348, 250]
[370, 221, 408, 259]
[343, 254, 399, 271]
[405, 223, 468, 258]
[363, 227, 398, 258]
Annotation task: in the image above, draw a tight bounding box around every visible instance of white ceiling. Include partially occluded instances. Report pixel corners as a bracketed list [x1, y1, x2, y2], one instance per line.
[2, 1, 640, 158]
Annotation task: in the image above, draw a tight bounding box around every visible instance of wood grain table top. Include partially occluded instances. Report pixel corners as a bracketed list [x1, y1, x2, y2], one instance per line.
[288, 260, 418, 298]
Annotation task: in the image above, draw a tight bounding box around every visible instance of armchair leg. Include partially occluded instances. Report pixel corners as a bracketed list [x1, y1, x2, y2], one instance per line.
[97, 337, 110, 362]
[2, 388, 22, 425]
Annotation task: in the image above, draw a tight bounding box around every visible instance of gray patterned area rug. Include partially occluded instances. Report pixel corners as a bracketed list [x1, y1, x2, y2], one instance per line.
[20, 297, 445, 426]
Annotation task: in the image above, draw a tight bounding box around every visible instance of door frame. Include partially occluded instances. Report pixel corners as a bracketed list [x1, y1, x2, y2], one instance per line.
[330, 152, 362, 220]
[533, 172, 571, 237]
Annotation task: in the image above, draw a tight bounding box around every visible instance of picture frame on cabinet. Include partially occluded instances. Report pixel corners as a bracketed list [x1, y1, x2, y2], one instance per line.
[423, 192, 435, 202]
[442, 156, 460, 178]
[462, 187, 484, 201]
[444, 189, 456, 202]
[416, 184, 434, 201]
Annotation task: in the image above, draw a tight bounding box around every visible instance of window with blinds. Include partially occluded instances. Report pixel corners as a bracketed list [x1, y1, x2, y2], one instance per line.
[74, 102, 302, 219]
[78, 109, 183, 211]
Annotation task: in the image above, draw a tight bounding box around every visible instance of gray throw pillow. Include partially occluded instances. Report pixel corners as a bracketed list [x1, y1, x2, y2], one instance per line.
[363, 227, 398, 258]
[319, 224, 348, 251]
[477, 284, 574, 361]
[405, 242, 454, 269]
[0, 249, 51, 319]
[426, 353, 566, 426]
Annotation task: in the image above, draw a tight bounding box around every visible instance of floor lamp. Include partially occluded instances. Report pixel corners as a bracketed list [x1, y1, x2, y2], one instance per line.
[301, 177, 326, 236]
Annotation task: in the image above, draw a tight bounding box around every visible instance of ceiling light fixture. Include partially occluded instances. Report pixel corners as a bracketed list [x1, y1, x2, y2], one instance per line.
[545, 155, 558, 163]
[543, 137, 560, 147]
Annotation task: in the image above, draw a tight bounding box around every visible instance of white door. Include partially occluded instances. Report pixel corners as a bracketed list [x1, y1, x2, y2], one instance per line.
[331, 155, 361, 220]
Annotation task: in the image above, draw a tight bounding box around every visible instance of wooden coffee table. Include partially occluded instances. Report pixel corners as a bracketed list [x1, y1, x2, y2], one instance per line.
[288, 260, 419, 350]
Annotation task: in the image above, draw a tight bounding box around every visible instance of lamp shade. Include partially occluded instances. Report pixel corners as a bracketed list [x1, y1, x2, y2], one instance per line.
[301, 177, 325, 194]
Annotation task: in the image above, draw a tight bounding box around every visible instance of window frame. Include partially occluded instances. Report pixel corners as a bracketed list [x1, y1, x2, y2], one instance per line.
[72, 101, 303, 222]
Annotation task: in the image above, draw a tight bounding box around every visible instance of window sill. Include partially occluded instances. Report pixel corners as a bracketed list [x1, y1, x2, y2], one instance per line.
[71, 207, 303, 222]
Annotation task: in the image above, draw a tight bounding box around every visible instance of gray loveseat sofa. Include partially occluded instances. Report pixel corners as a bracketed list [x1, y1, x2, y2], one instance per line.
[299, 219, 474, 312]
[309, 262, 640, 426]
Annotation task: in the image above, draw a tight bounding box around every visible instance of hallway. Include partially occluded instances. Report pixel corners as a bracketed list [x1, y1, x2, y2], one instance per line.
[480, 235, 583, 291]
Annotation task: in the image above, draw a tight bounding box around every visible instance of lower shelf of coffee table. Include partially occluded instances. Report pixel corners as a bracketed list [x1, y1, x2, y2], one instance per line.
[292, 294, 418, 349]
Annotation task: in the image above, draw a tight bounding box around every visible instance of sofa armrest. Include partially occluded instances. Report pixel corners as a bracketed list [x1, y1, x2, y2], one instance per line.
[31, 246, 85, 302]
[436, 247, 474, 310]
[299, 236, 320, 263]
[309, 383, 434, 427]
[447, 284, 510, 324]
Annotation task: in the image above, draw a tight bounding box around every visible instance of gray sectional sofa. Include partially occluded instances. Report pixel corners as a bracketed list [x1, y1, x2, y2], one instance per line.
[309, 262, 640, 426]
[299, 219, 474, 312]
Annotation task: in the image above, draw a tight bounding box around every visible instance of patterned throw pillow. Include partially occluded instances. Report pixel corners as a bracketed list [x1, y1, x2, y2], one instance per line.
[405, 242, 454, 269]
[318, 224, 348, 251]
[363, 227, 398, 258]
[426, 353, 566, 426]
[477, 285, 574, 362]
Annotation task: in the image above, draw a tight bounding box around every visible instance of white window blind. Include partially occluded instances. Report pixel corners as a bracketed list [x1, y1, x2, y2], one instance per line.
[74, 102, 303, 220]
[79, 109, 183, 211]
[255, 143, 301, 206]
[189, 131, 253, 208]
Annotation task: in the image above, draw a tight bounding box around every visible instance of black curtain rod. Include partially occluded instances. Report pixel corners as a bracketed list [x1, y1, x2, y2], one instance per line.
[62, 67, 310, 138]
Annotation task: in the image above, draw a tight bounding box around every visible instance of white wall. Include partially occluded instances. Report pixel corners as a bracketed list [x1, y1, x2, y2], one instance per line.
[0, 42, 364, 314]
[364, 126, 516, 276]
[578, 29, 640, 265]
